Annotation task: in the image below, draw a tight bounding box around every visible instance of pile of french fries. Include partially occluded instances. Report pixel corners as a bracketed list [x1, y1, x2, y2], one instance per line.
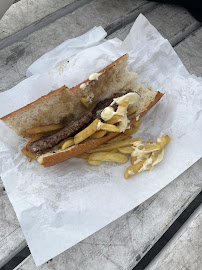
[21, 99, 170, 179]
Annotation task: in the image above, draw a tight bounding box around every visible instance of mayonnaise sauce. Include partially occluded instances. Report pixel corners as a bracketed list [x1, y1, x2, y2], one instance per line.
[101, 107, 116, 121]
[118, 114, 129, 132]
[112, 92, 139, 105]
[80, 83, 87, 90]
[97, 120, 103, 130]
[89, 73, 102, 81]
[100, 92, 140, 132]
[131, 139, 165, 173]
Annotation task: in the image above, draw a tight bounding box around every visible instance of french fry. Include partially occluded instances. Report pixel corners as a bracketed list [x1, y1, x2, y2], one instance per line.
[116, 100, 129, 116]
[126, 135, 171, 178]
[52, 137, 73, 150]
[131, 156, 137, 165]
[89, 152, 129, 164]
[80, 97, 92, 109]
[118, 146, 134, 154]
[77, 153, 91, 159]
[88, 138, 140, 153]
[127, 105, 137, 116]
[157, 135, 171, 149]
[61, 138, 74, 150]
[74, 119, 100, 144]
[105, 115, 122, 124]
[90, 130, 107, 139]
[100, 123, 121, 133]
[88, 160, 103, 165]
[124, 119, 142, 136]
[141, 135, 170, 153]
[124, 159, 147, 179]
[118, 100, 129, 108]
[106, 134, 131, 144]
[25, 123, 63, 135]
[142, 143, 161, 152]
[21, 147, 37, 160]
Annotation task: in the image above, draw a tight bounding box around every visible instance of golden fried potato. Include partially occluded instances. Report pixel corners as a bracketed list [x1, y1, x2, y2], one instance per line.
[157, 135, 171, 149]
[89, 152, 129, 164]
[124, 159, 146, 179]
[90, 130, 107, 139]
[88, 160, 103, 165]
[26, 124, 63, 135]
[80, 97, 93, 109]
[106, 134, 131, 144]
[118, 146, 134, 154]
[105, 115, 122, 125]
[74, 119, 100, 144]
[61, 138, 74, 150]
[124, 119, 142, 135]
[21, 147, 37, 160]
[100, 123, 121, 133]
[127, 105, 137, 116]
[88, 138, 140, 153]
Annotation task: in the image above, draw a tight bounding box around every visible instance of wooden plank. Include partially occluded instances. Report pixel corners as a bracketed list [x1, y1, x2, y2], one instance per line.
[14, 159, 202, 270]
[0, 0, 76, 40]
[147, 205, 202, 270]
[108, 3, 198, 41]
[1, 3, 202, 269]
[0, 180, 26, 267]
[0, 0, 148, 93]
[175, 27, 202, 76]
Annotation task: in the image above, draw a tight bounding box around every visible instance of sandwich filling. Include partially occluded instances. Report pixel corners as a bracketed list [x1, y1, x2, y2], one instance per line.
[28, 90, 139, 154]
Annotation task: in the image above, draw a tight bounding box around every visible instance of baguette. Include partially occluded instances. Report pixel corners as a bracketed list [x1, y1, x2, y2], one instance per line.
[1, 54, 163, 167]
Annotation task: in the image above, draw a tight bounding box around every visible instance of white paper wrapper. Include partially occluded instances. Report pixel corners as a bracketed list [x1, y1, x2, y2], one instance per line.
[0, 14, 202, 266]
[26, 26, 107, 76]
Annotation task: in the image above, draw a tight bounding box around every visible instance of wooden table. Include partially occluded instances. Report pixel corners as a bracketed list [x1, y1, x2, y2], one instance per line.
[0, 1, 201, 269]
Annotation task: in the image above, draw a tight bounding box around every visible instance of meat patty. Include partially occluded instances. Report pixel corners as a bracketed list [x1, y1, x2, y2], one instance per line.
[29, 112, 92, 154]
[92, 90, 133, 120]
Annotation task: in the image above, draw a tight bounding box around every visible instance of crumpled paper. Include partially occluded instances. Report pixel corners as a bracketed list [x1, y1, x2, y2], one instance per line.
[26, 26, 107, 76]
[0, 14, 202, 266]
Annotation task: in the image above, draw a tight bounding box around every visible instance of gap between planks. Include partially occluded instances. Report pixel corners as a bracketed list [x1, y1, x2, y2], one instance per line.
[170, 21, 202, 46]
[145, 203, 202, 270]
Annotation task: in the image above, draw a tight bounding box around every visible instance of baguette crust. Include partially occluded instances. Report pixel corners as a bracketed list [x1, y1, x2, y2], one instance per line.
[1, 85, 67, 121]
[39, 132, 119, 167]
[1, 54, 128, 123]
[40, 91, 163, 167]
[139, 91, 163, 117]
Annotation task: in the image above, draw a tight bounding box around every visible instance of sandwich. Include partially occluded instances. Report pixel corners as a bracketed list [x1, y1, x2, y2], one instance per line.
[1, 54, 165, 169]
